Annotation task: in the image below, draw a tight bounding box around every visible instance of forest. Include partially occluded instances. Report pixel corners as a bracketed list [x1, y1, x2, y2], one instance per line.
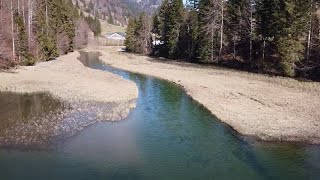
[125, 0, 320, 80]
[0, 0, 101, 69]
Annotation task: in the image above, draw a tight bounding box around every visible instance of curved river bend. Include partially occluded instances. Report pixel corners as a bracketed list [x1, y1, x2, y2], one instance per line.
[0, 52, 319, 180]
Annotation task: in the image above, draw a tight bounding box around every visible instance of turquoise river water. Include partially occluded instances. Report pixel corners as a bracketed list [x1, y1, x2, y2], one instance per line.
[0, 51, 319, 180]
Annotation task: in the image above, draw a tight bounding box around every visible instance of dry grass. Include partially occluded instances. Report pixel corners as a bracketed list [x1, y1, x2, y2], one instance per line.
[97, 46, 320, 144]
[100, 20, 126, 34]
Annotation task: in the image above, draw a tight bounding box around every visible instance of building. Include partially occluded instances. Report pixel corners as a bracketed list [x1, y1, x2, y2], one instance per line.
[103, 32, 126, 46]
[104, 32, 126, 41]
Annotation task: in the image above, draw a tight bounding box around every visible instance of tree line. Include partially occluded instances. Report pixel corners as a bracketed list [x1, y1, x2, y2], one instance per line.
[0, 0, 101, 69]
[125, 0, 320, 80]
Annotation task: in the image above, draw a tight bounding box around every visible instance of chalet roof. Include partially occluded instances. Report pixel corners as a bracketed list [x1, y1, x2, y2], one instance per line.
[105, 32, 126, 37]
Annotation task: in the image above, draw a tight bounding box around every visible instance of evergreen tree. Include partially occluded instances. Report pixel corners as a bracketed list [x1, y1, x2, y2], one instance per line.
[155, 0, 184, 58]
[152, 13, 161, 43]
[256, 0, 281, 61]
[196, 0, 217, 63]
[108, 12, 114, 25]
[303, 0, 320, 78]
[226, 0, 253, 61]
[155, 0, 169, 56]
[135, 12, 152, 54]
[35, 0, 76, 60]
[14, 12, 34, 65]
[125, 18, 137, 52]
[178, 10, 199, 60]
[164, 0, 184, 58]
[85, 14, 101, 36]
[93, 14, 102, 36]
[35, 0, 58, 61]
[276, 0, 311, 76]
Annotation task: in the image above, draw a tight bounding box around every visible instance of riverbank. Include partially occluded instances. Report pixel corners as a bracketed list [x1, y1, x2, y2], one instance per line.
[97, 46, 320, 144]
[0, 51, 138, 147]
[0, 51, 138, 104]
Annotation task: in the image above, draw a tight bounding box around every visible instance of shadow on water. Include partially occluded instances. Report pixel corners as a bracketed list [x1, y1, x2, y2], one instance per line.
[0, 51, 319, 180]
[0, 92, 69, 149]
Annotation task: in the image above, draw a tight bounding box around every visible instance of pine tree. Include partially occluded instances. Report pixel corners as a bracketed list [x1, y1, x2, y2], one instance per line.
[108, 11, 114, 25]
[152, 13, 161, 44]
[303, 0, 320, 78]
[125, 18, 137, 52]
[135, 12, 152, 54]
[85, 14, 101, 36]
[93, 14, 101, 36]
[155, 0, 169, 56]
[154, 0, 184, 58]
[256, 0, 281, 61]
[178, 10, 199, 60]
[197, 0, 221, 63]
[35, 0, 58, 61]
[276, 0, 311, 76]
[14, 12, 34, 65]
[226, 0, 253, 61]
[35, 0, 77, 60]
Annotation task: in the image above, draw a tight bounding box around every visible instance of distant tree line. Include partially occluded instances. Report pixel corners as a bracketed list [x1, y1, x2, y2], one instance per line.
[83, 14, 101, 36]
[0, 0, 101, 69]
[126, 0, 320, 80]
[125, 12, 152, 54]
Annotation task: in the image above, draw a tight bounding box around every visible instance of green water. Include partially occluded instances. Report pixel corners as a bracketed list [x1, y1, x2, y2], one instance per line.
[0, 52, 319, 179]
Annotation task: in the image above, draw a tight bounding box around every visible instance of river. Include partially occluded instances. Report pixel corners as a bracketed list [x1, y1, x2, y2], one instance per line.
[0, 51, 319, 179]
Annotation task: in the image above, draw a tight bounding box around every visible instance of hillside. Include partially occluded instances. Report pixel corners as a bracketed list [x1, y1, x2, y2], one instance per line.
[75, 0, 161, 26]
[122, 0, 162, 15]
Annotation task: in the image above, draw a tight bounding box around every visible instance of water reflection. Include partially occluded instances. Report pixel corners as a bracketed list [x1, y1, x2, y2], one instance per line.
[0, 92, 68, 148]
[0, 52, 319, 180]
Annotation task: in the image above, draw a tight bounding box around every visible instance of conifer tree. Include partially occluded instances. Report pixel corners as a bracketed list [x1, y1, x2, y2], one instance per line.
[197, 0, 220, 63]
[178, 10, 199, 60]
[276, 0, 311, 76]
[303, 0, 320, 78]
[162, 0, 184, 58]
[125, 18, 137, 52]
[108, 12, 114, 25]
[226, 0, 253, 61]
[35, 0, 76, 60]
[152, 13, 161, 45]
[35, 0, 58, 60]
[93, 14, 101, 36]
[256, 0, 281, 61]
[15, 12, 34, 65]
[135, 12, 152, 54]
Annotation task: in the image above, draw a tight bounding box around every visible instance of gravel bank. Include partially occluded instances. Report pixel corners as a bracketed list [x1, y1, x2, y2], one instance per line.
[0, 51, 138, 148]
[0, 51, 138, 105]
[97, 46, 320, 144]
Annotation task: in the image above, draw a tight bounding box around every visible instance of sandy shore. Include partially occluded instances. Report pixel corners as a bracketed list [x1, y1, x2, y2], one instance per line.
[97, 46, 320, 144]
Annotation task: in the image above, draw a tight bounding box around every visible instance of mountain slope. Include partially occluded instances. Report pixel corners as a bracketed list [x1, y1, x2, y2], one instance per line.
[76, 0, 161, 26]
[122, 0, 162, 15]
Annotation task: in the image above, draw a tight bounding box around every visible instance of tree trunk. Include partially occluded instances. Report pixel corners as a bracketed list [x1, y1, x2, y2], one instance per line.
[262, 39, 266, 61]
[211, 21, 214, 61]
[28, 0, 33, 47]
[249, 0, 253, 62]
[11, 0, 15, 62]
[233, 36, 236, 59]
[306, 19, 312, 66]
[23, 0, 25, 24]
[45, 0, 48, 35]
[219, 0, 224, 60]
[306, 1, 313, 66]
